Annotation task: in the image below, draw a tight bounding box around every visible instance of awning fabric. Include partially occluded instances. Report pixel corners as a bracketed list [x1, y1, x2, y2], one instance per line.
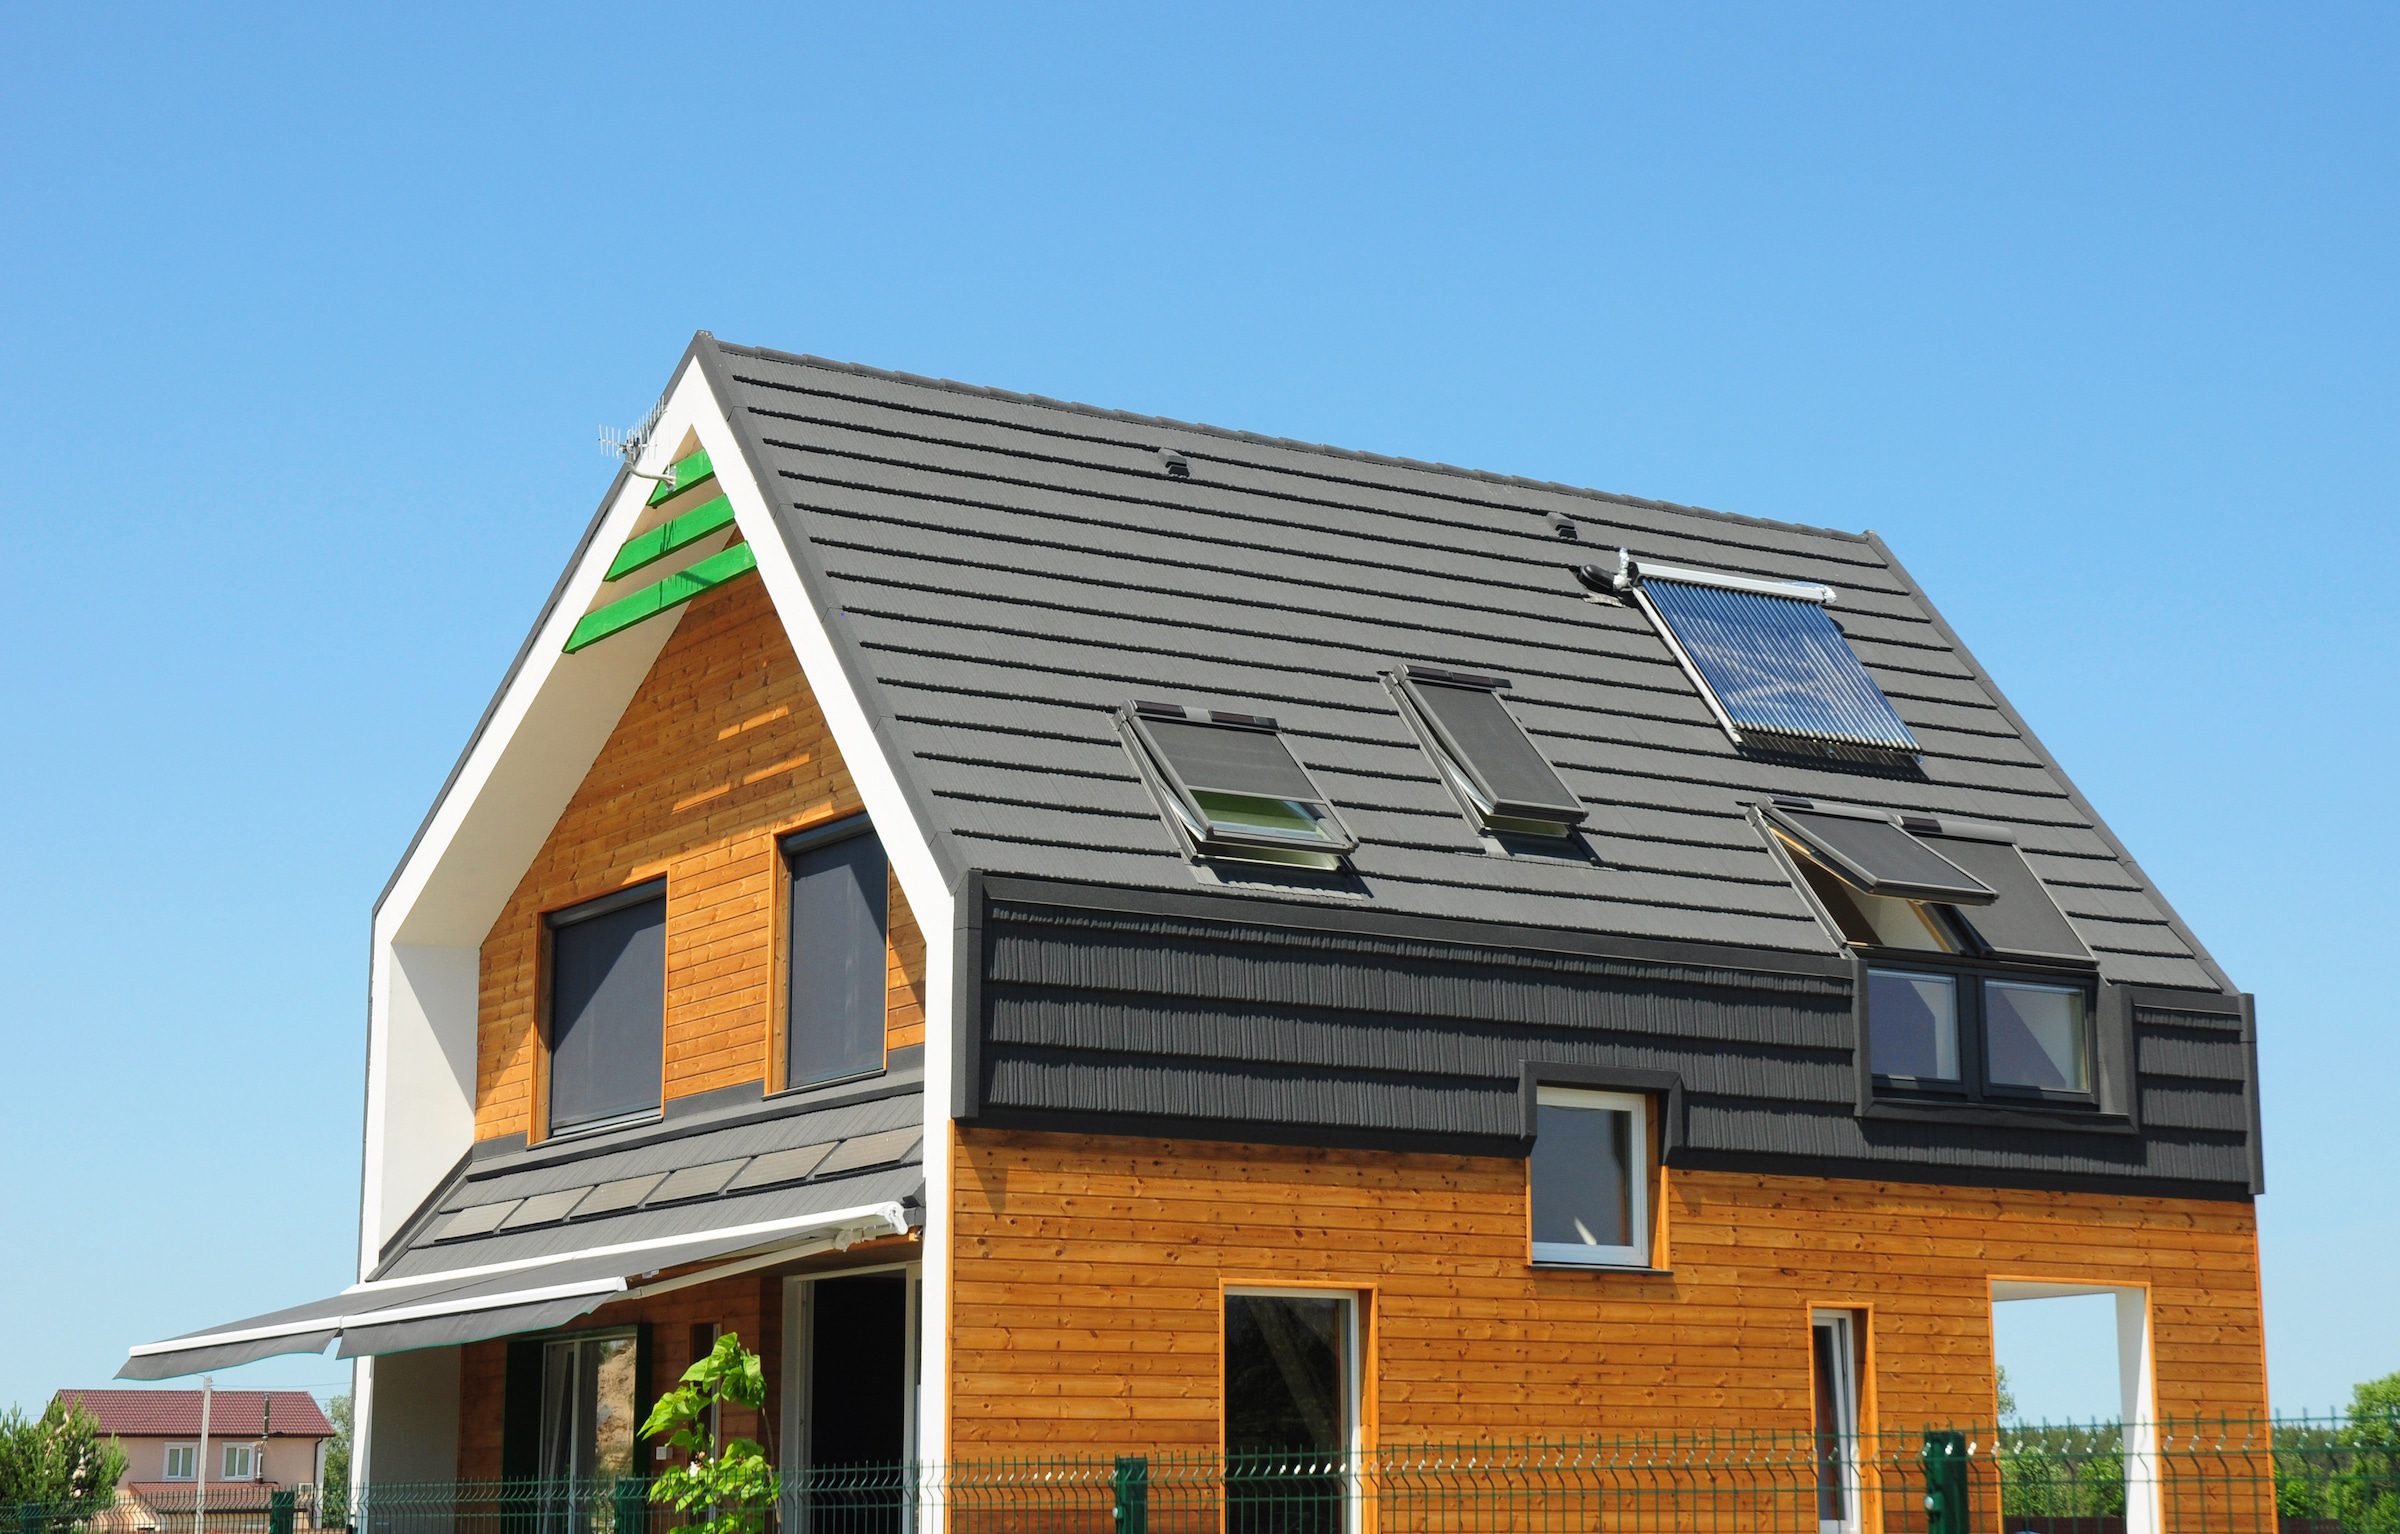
[119, 1201, 910, 1380]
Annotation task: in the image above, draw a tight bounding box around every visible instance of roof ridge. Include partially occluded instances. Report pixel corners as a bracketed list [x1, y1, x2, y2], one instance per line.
[705, 336, 1872, 544]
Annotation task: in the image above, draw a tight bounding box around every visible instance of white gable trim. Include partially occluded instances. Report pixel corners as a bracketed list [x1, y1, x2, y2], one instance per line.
[356, 345, 960, 1482]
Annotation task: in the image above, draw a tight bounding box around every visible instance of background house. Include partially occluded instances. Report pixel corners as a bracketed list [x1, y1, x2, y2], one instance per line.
[53, 1389, 334, 1525]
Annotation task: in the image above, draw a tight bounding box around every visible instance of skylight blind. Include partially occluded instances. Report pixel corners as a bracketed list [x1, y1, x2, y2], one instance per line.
[1640, 578, 1920, 754]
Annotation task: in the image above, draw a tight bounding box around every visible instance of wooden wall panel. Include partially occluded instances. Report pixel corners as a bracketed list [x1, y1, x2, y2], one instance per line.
[949, 1130, 2268, 1457]
[474, 576, 923, 1142]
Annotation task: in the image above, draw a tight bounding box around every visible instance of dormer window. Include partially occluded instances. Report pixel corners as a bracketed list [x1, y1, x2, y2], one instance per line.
[1606, 552, 1920, 758]
[1119, 702, 1355, 870]
[1761, 801, 2103, 1109]
[1387, 666, 1585, 840]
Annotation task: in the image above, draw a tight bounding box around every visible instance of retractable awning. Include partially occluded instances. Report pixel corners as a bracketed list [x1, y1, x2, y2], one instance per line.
[119, 1201, 909, 1380]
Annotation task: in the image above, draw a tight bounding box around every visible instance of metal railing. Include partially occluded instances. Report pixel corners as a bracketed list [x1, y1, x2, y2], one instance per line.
[7, 1486, 327, 1534]
[19, 1415, 2388, 1534]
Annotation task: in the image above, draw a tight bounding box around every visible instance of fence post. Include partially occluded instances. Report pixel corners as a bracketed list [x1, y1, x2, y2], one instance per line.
[1112, 1456, 1149, 1534]
[1921, 1431, 1970, 1534]
[270, 1489, 297, 1534]
[19, 1505, 43, 1534]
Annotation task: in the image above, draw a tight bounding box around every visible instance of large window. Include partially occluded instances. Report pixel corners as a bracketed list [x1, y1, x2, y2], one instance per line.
[536, 1331, 641, 1509]
[1529, 1087, 1653, 1268]
[163, 1445, 195, 1481]
[221, 1443, 256, 1481]
[1869, 968, 2093, 1101]
[545, 883, 667, 1136]
[783, 819, 889, 1088]
[1223, 1290, 1361, 1534]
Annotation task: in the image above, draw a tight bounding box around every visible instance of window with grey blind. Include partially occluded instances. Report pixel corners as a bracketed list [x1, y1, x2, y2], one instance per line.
[546, 883, 667, 1135]
[785, 818, 888, 1088]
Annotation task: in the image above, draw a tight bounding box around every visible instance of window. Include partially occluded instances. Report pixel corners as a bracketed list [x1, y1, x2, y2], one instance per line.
[1811, 1312, 1864, 1534]
[545, 882, 667, 1136]
[163, 1445, 196, 1481]
[783, 819, 888, 1088]
[1223, 1290, 1361, 1534]
[1765, 802, 2092, 966]
[1870, 968, 2093, 1102]
[1606, 552, 1920, 757]
[536, 1331, 641, 1508]
[1387, 667, 1585, 839]
[1120, 702, 1355, 869]
[221, 1443, 256, 1481]
[1529, 1086, 1653, 1267]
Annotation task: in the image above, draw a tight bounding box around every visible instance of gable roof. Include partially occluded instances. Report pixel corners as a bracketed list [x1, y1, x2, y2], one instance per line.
[54, 1390, 333, 1438]
[685, 337, 2228, 994]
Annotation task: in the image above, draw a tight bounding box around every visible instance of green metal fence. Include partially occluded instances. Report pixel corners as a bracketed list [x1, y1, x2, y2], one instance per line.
[12, 1415, 2393, 1534]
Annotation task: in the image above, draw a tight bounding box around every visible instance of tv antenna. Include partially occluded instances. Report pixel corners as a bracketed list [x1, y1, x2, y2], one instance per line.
[600, 393, 681, 492]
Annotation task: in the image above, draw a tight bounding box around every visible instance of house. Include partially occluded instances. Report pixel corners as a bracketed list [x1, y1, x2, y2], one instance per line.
[53, 1389, 334, 1526]
[121, 336, 2266, 1530]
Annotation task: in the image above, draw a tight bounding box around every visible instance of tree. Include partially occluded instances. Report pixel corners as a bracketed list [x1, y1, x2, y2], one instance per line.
[0, 1399, 129, 1518]
[321, 1395, 353, 1517]
[1995, 1364, 2019, 1424]
[642, 1333, 780, 1534]
[2324, 1370, 2400, 1534]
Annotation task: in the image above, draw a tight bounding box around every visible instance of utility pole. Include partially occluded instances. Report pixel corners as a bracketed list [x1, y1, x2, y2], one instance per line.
[196, 1377, 212, 1534]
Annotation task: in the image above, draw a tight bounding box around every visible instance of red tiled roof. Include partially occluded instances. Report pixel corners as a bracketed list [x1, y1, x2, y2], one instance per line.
[53, 1391, 334, 1438]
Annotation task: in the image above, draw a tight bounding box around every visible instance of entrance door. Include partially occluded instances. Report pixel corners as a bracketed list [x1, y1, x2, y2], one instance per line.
[1223, 1289, 1362, 1534]
[1810, 1312, 1862, 1534]
[533, 1331, 640, 1534]
[787, 1270, 917, 1534]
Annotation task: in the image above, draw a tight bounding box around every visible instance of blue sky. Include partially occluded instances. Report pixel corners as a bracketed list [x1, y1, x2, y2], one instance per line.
[1, 4, 2392, 1425]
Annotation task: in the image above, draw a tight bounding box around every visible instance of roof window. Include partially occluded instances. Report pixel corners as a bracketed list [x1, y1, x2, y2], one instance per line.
[1762, 801, 2091, 965]
[1119, 702, 1355, 870]
[1604, 552, 1920, 758]
[1387, 666, 1585, 840]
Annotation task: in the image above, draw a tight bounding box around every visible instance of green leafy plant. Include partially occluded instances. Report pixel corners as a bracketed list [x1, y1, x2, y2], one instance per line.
[0, 1399, 129, 1520]
[640, 1332, 780, 1534]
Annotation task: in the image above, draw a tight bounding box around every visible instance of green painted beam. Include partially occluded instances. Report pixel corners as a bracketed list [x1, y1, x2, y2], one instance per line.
[605, 494, 737, 581]
[563, 543, 759, 654]
[646, 448, 716, 506]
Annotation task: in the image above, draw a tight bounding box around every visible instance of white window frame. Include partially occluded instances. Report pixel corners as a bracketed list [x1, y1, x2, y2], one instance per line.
[222, 1442, 257, 1481]
[1811, 1311, 1863, 1534]
[1529, 1086, 1653, 1269]
[1222, 1287, 1366, 1534]
[163, 1444, 197, 1481]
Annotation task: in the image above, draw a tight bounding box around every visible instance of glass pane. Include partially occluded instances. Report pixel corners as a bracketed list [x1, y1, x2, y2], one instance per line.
[1868, 971, 1960, 1081]
[1985, 981, 2091, 1092]
[538, 1341, 578, 1484]
[1192, 791, 1338, 844]
[548, 896, 667, 1133]
[588, 1335, 639, 1481]
[788, 829, 890, 1087]
[1530, 1102, 1634, 1251]
[1785, 845, 1956, 952]
[1812, 1325, 1849, 1521]
[1224, 1295, 1350, 1454]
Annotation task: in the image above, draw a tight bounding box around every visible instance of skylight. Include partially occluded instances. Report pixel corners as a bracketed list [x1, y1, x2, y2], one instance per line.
[1609, 552, 1920, 757]
[1119, 702, 1355, 870]
[1763, 801, 2091, 965]
[1388, 666, 1585, 840]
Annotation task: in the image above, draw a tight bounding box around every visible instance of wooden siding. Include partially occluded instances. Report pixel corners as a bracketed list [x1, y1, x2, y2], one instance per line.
[474, 576, 923, 1141]
[948, 1129, 2267, 1454]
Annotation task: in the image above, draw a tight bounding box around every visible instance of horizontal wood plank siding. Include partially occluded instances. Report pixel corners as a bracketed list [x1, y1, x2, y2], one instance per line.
[949, 1128, 2265, 1454]
[475, 577, 922, 1141]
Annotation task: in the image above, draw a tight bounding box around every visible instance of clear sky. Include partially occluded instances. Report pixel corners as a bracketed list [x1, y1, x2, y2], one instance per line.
[1, 4, 2392, 1427]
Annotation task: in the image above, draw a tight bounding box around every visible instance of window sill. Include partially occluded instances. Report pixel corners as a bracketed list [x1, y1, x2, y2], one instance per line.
[765, 1063, 888, 1103]
[1859, 1098, 2134, 1135]
[540, 1108, 664, 1146]
[1528, 1261, 1674, 1276]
